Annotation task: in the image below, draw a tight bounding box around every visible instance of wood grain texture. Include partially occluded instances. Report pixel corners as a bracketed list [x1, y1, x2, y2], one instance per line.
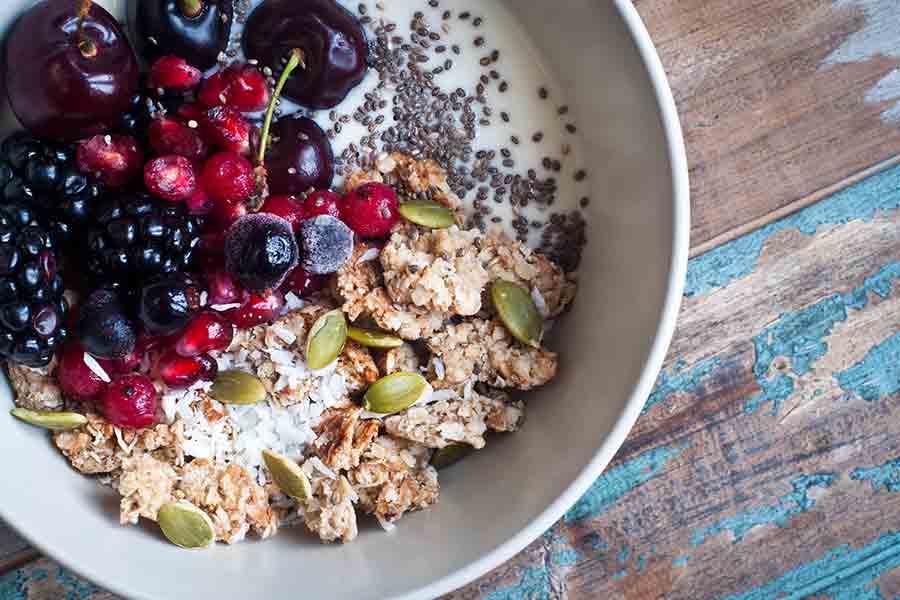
[634, 0, 900, 249]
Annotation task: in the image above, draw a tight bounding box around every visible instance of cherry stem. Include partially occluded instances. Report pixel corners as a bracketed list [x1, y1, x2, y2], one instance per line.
[257, 48, 306, 166]
[76, 0, 97, 58]
[178, 0, 204, 18]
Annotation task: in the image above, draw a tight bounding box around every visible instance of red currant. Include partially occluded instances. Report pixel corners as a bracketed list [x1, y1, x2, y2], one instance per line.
[149, 55, 202, 91]
[261, 195, 306, 232]
[342, 183, 400, 238]
[149, 118, 209, 162]
[201, 152, 255, 204]
[303, 189, 343, 219]
[101, 374, 159, 429]
[281, 267, 326, 297]
[198, 63, 269, 112]
[57, 343, 114, 401]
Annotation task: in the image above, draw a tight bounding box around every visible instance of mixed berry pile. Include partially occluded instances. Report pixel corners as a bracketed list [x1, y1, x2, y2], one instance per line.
[1, 0, 398, 430]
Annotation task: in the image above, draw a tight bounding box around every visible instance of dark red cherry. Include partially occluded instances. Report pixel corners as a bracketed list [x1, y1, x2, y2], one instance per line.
[264, 116, 334, 196]
[5, 0, 140, 142]
[243, 0, 368, 109]
[136, 0, 234, 71]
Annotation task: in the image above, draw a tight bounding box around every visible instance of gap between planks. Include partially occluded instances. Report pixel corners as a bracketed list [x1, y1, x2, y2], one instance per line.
[690, 154, 900, 258]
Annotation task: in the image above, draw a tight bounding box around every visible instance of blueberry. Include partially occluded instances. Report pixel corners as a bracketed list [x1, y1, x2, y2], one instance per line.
[224, 214, 299, 291]
[298, 215, 354, 274]
[138, 274, 201, 336]
[76, 289, 137, 359]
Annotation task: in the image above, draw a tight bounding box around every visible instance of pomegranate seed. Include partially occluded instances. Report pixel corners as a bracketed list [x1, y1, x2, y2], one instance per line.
[185, 187, 215, 215]
[101, 374, 159, 429]
[76, 134, 143, 187]
[199, 63, 269, 112]
[201, 152, 255, 204]
[281, 267, 326, 297]
[260, 195, 307, 232]
[223, 289, 286, 329]
[303, 190, 343, 220]
[200, 106, 251, 155]
[144, 155, 197, 202]
[206, 269, 243, 305]
[149, 55, 202, 91]
[149, 118, 209, 161]
[158, 350, 218, 388]
[175, 311, 234, 357]
[342, 183, 400, 238]
[57, 343, 114, 400]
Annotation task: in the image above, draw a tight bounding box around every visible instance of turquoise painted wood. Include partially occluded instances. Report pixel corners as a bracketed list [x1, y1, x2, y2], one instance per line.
[5, 163, 900, 599]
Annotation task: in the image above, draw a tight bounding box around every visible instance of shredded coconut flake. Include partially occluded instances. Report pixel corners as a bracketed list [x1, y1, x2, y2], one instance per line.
[357, 248, 380, 264]
[285, 292, 305, 310]
[432, 357, 446, 380]
[83, 353, 111, 383]
[308, 456, 337, 479]
[531, 287, 549, 318]
[211, 303, 242, 311]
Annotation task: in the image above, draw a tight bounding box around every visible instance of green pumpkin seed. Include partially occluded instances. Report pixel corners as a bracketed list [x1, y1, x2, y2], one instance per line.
[210, 370, 267, 405]
[491, 280, 543, 348]
[347, 326, 404, 349]
[306, 310, 347, 370]
[363, 372, 431, 415]
[157, 501, 216, 549]
[399, 200, 457, 229]
[430, 443, 474, 470]
[10, 408, 87, 431]
[262, 449, 312, 501]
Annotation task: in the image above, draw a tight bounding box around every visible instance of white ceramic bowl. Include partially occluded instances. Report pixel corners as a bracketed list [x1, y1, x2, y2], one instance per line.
[0, 1, 688, 598]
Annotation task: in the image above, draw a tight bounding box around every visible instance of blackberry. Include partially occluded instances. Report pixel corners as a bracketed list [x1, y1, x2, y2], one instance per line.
[0, 132, 104, 245]
[84, 192, 201, 292]
[0, 202, 68, 367]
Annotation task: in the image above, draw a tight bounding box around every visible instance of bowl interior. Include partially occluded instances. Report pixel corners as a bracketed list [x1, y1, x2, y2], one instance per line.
[0, 1, 683, 599]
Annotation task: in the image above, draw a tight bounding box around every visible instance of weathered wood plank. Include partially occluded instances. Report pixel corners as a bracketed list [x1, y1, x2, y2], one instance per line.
[633, 0, 900, 250]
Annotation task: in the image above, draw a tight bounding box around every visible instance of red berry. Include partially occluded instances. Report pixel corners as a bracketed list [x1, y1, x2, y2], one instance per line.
[175, 312, 234, 357]
[57, 343, 114, 401]
[149, 55, 202, 91]
[101, 374, 159, 429]
[149, 118, 209, 161]
[342, 183, 400, 238]
[200, 106, 251, 155]
[185, 187, 215, 216]
[206, 269, 243, 305]
[144, 155, 197, 202]
[176, 102, 206, 124]
[303, 190, 343, 219]
[199, 63, 269, 113]
[110, 347, 142, 374]
[261, 195, 306, 232]
[76, 135, 143, 187]
[223, 289, 286, 329]
[158, 350, 218, 389]
[211, 198, 248, 228]
[281, 267, 326, 297]
[201, 152, 255, 204]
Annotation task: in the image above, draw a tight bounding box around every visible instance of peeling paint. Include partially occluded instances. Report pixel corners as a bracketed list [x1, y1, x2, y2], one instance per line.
[745, 261, 900, 415]
[851, 457, 900, 492]
[564, 444, 686, 523]
[823, 0, 900, 124]
[644, 358, 722, 414]
[685, 164, 900, 298]
[719, 531, 900, 600]
[690, 474, 835, 547]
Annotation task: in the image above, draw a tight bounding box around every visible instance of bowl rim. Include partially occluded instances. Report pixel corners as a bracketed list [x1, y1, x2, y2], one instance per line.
[398, 2, 691, 598]
[0, 1, 690, 598]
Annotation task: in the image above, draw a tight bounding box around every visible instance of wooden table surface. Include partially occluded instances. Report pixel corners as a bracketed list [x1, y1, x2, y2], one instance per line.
[5, 1, 900, 598]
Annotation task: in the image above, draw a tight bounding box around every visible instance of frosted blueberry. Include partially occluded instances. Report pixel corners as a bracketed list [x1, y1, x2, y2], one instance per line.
[225, 214, 299, 291]
[299, 215, 354, 274]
